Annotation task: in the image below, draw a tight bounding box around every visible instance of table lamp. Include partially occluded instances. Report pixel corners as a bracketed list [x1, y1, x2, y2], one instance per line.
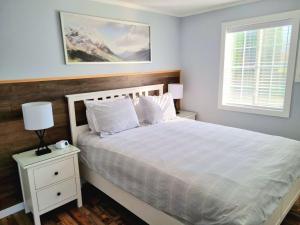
[22, 102, 54, 156]
[168, 84, 183, 114]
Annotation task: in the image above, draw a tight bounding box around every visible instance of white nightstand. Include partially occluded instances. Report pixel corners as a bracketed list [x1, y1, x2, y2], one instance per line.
[177, 110, 197, 120]
[13, 145, 82, 225]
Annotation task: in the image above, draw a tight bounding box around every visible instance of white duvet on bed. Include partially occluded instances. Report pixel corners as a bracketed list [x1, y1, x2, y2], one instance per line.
[78, 119, 300, 225]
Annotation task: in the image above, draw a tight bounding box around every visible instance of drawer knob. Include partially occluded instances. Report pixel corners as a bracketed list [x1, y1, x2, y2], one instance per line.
[57, 192, 61, 196]
[54, 171, 59, 176]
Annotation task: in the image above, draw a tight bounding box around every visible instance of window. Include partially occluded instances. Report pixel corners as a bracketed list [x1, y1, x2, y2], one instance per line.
[219, 11, 299, 117]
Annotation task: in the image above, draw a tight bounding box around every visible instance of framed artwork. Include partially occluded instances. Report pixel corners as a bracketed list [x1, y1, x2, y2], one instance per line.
[60, 12, 151, 64]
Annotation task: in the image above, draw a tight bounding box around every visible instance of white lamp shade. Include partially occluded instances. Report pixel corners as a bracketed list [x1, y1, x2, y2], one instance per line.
[22, 102, 54, 130]
[168, 84, 183, 99]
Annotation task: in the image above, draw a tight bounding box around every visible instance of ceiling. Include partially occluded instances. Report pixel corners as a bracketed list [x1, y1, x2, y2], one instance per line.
[92, 0, 262, 17]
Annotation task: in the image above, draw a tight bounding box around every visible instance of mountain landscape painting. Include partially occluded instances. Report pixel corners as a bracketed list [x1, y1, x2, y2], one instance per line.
[60, 12, 151, 64]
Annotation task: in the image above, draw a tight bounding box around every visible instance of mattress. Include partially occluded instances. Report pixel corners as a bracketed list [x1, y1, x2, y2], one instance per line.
[78, 119, 300, 225]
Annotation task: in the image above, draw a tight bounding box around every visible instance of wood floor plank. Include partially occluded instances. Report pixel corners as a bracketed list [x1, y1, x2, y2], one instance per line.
[69, 207, 99, 225]
[0, 217, 9, 225]
[80, 208, 106, 225]
[291, 198, 300, 215]
[13, 211, 33, 225]
[56, 212, 78, 225]
[3, 216, 18, 225]
[281, 213, 300, 225]
[42, 220, 58, 225]
[87, 205, 114, 225]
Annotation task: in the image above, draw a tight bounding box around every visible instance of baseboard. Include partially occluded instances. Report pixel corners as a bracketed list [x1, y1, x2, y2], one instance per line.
[0, 202, 24, 219]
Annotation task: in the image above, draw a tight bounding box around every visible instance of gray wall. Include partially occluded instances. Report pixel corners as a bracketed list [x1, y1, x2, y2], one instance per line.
[1, 0, 299, 140]
[0, 0, 180, 80]
[180, 0, 300, 140]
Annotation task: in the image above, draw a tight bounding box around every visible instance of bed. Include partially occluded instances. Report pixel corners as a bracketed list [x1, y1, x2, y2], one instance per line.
[66, 84, 300, 225]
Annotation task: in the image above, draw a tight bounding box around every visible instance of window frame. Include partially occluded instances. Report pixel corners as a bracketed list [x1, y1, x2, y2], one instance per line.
[218, 10, 300, 118]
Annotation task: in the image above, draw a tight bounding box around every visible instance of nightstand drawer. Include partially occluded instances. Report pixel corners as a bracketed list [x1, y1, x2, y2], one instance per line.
[34, 157, 75, 189]
[37, 178, 77, 211]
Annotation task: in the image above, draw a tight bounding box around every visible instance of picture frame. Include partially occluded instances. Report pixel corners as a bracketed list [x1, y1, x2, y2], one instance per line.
[60, 12, 151, 64]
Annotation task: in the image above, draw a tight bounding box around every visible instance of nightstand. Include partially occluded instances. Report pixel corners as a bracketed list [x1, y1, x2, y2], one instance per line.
[13, 145, 82, 225]
[177, 110, 197, 120]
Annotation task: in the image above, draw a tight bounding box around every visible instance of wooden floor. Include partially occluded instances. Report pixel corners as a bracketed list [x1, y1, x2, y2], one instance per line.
[1, 184, 299, 225]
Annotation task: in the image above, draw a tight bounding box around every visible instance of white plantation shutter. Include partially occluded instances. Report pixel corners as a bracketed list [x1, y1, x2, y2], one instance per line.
[219, 15, 299, 117]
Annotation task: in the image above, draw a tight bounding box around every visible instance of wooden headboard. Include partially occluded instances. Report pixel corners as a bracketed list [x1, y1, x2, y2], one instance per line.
[0, 70, 180, 210]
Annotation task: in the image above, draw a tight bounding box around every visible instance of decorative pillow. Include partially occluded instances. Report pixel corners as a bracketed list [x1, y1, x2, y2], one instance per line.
[85, 97, 139, 137]
[139, 93, 176, 124]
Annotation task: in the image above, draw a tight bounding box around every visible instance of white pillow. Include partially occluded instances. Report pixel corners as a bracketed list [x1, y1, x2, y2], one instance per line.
[85, 97, 125, 133]
[132, 98, 145, 123]
[85, 97, 139, 137]
[140, 93, 176, 124]
[86, 108, 97, 133]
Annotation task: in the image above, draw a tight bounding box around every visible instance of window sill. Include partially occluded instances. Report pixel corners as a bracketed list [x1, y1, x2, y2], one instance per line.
[218, 103, 290, 118]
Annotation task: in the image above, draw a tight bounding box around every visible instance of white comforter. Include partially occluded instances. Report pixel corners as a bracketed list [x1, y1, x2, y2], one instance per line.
[78, 119, 300, 225]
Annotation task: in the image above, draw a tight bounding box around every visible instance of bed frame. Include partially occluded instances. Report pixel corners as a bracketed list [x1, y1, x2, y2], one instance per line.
[66, 84, 300, 225]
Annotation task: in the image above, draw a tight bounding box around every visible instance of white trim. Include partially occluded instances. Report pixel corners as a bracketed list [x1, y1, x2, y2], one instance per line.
[66, 84, 164, 145]
[218, 104, 290, 118]
[59, 12, 152, 65]
[0, 202, 24, 219]
[220, 9, 300, 31]
[218, 10, 300, 118]
[179, 0, 262, 17]
[91, 0, 177, 17]
[90, 0, 262, 18]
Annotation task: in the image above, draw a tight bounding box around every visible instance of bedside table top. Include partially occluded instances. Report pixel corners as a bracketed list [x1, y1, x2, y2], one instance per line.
[13, 145, 80, 169]
[177, 110, 196, 118]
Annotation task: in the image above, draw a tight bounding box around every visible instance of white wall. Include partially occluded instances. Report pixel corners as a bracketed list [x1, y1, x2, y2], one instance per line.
[0, 0, 180, 80]
[180, 0, 300, 140]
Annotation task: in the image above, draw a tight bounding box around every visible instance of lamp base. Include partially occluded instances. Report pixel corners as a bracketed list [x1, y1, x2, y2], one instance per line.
[35, 146, 52, 156]
[174, 99, 180, 114]
[35, 129, 52, 156]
